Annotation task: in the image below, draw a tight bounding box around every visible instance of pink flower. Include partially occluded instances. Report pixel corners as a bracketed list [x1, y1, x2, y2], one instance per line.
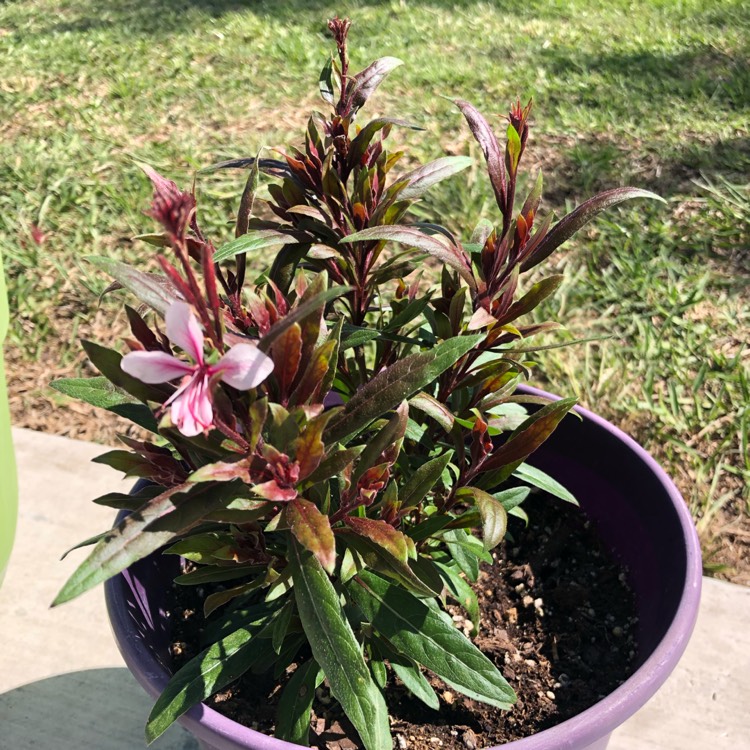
[121, 302, 274, 437]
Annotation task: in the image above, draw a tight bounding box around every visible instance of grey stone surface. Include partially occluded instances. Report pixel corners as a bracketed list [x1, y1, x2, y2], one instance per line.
[1, 427, 748, 749]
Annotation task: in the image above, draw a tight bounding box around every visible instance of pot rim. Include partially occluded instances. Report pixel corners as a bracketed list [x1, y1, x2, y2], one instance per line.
[105, 385, 702, 750]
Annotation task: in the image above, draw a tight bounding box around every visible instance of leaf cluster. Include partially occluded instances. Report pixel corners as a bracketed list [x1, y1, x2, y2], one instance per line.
[53, 18, 660, 749]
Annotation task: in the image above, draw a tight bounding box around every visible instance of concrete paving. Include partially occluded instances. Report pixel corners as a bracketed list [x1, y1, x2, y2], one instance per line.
[0, 427, 748, 749]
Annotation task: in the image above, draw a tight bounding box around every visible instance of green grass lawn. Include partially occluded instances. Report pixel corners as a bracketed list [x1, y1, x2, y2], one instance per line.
[1, 0, 748, 578]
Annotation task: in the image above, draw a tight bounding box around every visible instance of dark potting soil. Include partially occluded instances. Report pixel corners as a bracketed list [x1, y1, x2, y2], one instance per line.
[167, 496, 638, 749]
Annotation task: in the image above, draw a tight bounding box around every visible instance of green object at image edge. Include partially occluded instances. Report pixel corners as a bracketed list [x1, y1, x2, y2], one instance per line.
[0, 250, 18, 586]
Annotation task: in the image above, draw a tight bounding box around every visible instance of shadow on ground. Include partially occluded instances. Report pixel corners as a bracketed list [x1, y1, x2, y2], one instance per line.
[0, 668, 197, 749]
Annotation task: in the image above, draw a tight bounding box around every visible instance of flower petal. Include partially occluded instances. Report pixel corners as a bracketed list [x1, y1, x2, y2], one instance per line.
[215, 343, 275, 390]
[121, 350, 193, 384]
[170, 374, 213, 437]
[166, 302, 204, 364]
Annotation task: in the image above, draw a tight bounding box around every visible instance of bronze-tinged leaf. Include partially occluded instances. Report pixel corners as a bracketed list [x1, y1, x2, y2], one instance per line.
[236, 151, 260, 238]
[480, 397, 577, 475]
[286, 499, 336, 575]
[408, 392, 455, 433]
[454, 100, 506, 213]
[289, 339, 336, 407]
[271, 322, 303, 401]
[521, 187, 664, 271]
[344, 517, 413, 563]
[497, 276, 563, 325]
[349, 118, 422, 168]
[292, 410, 339, 481]
[352, 401, 408, 485]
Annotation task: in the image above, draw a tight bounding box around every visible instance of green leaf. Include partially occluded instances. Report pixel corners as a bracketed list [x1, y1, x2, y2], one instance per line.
[319, 55, 335, 105]
[435, 562, 480, 634]
[53, 481, 246, 606]
[500, 275, 563, 324]
[235, 150, 261, 239]
[275, 659, 324, 745]
[81, 340, 168, 404]
[400, 452, 454, 509]
[87, 256, 182, 316]
[340, 532, 439, 597]
[348, 572, 516, 709]
[457, 487, 508, 551]
[305, 446, 364, 485]
[290, 542, 391, 750]
[506, 124, 522, 174]
[345, 517, 413, 563]
[352, 401, 408, 484]
[286, 499, 336, 575]
[174, 564, 261, 586]
[145, 618, 273, 743]
[521, 187, 665, 271]
[492, 486, 531, 512]
[513, 463, 578, 505]
[51, 376, 131, 410]
[325, 335, 483, 442]
[213, 230, 299, 264]
[271, 600, 294, 654]
[390, 656, 440, 710]
[341, 226, 475, 290]
[399, 156, 473, 200]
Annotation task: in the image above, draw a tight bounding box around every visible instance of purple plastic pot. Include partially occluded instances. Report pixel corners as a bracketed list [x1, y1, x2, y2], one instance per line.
[105, 386, 702, 750]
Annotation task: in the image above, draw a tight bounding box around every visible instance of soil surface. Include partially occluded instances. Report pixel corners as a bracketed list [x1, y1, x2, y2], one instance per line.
[167, 497, 639, 749]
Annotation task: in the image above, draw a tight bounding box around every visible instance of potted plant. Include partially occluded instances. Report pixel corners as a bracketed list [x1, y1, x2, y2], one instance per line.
[53, 18, 701, 750]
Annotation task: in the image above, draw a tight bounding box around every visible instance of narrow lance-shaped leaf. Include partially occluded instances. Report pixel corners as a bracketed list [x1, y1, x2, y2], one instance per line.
[346, 56, 403, 113]
[345, 517, 413, 563]
[399, 156, 473, 200]
[513, 463, 578, 505]
[290, 542, 392, 750]
[399, 451, 454, 509]
[498, 275, 563, 324]
[258, 285, 352, 353]
[349, 118, 423, 168]
[145, 615, 274, 743]
[213, 230, 300, 264]
[454, 99, 506, 213]
[275, 659, 324, 745]
[50, 377, 159, 432]
[408, 392, 455, 433]
[479, 397, 577, 475]
[521, 187, 665, 271]
[235, 151, 260, 238]
[86, 256, 183, 316]
[352, 401, 408, 485]
[319, 55, 335, 105]
[348, 571, 516, 709]
[325, 334, 484, 443]
[457, 487, 508, 551]
[53, 481, 246, 606]
[342, 226, 475, 290]
[286, 499, 336, 575]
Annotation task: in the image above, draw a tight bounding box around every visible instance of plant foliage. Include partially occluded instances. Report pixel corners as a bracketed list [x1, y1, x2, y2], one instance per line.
[54, 17, 659, 749]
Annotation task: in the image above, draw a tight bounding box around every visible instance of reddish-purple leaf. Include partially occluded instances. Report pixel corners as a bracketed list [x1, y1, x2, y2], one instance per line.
[286, 499, 336, 574]
[454, 100, 506, 212]
[497, 276, 563, 325]
[346, 57, 403, 112]
[189, 459, 251, 483]
[399, 156, 473, 200]
[480, 397, 576, 474]
[521, 188, 664, 271]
